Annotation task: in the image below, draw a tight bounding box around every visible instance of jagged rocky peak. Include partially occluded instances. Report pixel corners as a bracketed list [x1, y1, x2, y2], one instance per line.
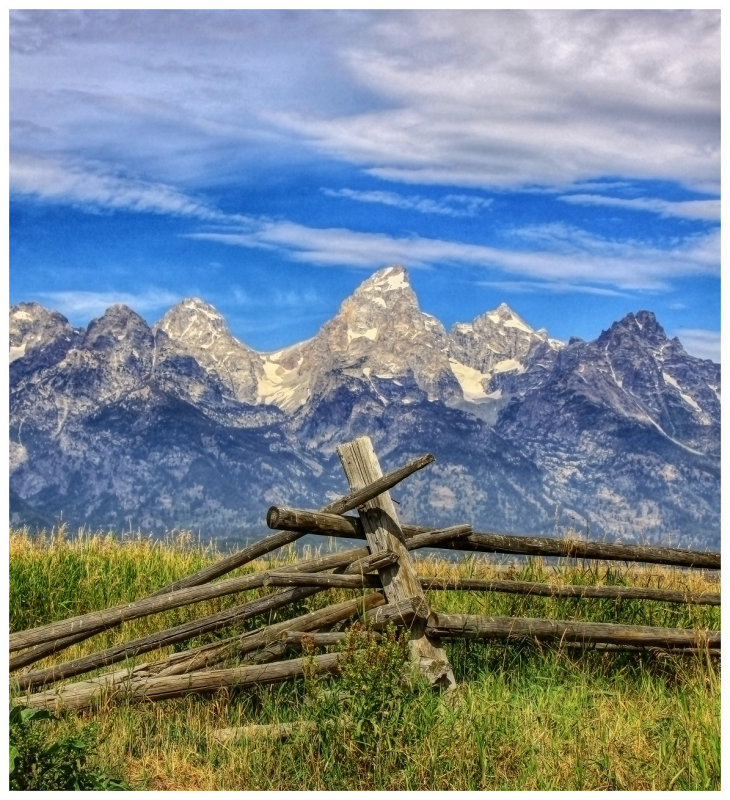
[355, 263, 413, 298]
[9, 302, 76, 362]
[83, 304, 153, 352]
[310, 265, 460, 402]
[339, 265, 423, 324]
[340, 264, 436, 328]
[449, 302, 562, 376]
[598, 310, 669, 350]
[155, 297, 261, 402]
[156, 297, 236, 348]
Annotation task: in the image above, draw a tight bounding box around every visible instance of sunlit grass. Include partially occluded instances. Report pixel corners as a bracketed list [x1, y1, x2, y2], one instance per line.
[9, 527, 720, 790]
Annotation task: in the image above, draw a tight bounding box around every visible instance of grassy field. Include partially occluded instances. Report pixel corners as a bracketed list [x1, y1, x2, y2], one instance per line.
[9, 526, 721, 790]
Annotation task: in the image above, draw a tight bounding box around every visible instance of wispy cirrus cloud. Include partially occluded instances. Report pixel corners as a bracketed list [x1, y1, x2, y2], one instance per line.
[10, 153, 246, 222]
[559, 193, 720, 222]
[33, 288, 182, 321]
[188, 219, 719, 293]
[276, 10, 719, 192]
[477, 280, 628, 298]
[671, 328, 721, 362]
[322, 188, 493, 217]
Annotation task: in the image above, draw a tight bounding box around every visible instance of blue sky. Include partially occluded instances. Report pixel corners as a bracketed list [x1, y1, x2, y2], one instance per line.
[8, 9, 721, 360]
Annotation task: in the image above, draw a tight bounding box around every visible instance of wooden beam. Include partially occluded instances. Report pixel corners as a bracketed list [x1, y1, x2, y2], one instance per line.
[13, 456, 434, 669]
[426, 612, 721, 649]
[14, 546, 391, 690]
[19, 652, 346, 712]
[320, 452, 434, 515]
[362, 595, 430, 629]
[211, 722, 318, 743]
[417, 577, 721, 605]
[266, 506, 720, 570]
[337, 436, 456, 689]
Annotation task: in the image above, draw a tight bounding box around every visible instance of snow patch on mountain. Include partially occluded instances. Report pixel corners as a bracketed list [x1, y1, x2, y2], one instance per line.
[257, 345, 311, 411]
[449, 358, 490, 402]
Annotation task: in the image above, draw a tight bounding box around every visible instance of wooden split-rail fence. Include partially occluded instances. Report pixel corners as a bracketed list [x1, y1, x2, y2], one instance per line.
[11, 435, 720, 717]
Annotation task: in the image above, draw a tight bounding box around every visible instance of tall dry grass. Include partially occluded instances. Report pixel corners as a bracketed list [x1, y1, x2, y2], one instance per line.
[9, 527, 720, 790]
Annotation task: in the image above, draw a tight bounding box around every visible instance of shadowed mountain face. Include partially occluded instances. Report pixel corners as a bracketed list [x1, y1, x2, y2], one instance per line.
[9, 267, 720, 549]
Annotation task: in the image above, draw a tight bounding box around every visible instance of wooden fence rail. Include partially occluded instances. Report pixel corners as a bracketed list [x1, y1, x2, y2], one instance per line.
[11, 454, 436, 668]
[11, 435, 720, 712]
[266, 506, 721, 569]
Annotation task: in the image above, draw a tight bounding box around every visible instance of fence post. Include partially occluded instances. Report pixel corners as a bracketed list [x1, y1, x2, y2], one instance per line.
[337, 435, 456, 689]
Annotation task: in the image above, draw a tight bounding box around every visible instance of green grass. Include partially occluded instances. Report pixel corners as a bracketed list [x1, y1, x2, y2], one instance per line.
[9, 527, 720, 790]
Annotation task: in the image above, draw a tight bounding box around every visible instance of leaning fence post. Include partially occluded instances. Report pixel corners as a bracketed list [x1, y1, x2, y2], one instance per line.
[337, 435, 456, 689]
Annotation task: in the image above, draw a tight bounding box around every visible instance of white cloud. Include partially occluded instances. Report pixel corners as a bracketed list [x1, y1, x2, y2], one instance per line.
[322, 188, 492, 217]
[559, 193, 720, 222]
[188, 219, 719, 293]
[10, 154, 239, 221]
[277, 10, 719, 192]
[478, 280, 627, 298]
[34, 289, 181, 321]
[672, 328, 721, 363]
[9, 10, 719, 193]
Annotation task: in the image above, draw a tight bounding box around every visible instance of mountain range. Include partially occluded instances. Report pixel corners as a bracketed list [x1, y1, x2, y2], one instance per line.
[9, 265, 721, 550]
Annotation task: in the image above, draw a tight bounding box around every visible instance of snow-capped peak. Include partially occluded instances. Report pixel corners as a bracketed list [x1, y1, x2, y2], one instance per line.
[448, 302, 562, 390]
[154, 297, 261, 402]
[486, 303, 533, 334]
[361, 264, 409, 292]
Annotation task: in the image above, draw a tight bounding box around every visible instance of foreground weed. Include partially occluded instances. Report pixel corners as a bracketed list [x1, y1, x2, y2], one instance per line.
[9, 704, 130, 791]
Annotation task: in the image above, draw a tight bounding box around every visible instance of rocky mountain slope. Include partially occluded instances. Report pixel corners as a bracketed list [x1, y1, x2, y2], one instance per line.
[9, 267, 720, 549]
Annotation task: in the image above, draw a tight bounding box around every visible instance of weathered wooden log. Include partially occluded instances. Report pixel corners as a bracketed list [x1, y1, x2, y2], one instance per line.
[263, 572, 720, 606]
[15, 548, 391, 689]
[263, 571, 381, 589]
[337, 436, 455, 688]
[417, 577, 721, 605]
[426, 612, 721, 649]
[288, 631, 715, 657]
[561, 641, 721, 656]
[9, 541, 389, 654]
[408, 524, 473, 548]
[13, 586, 323, 692]
[19, 652, 346, 712]
[267, 506, 720, 569]
[321, 452, 434, 515]
[211, 721, 318, 743]
[362, 595, 431, 629]
[12, 456, 433, 669]
[267, 506, 361, 536]
[278, 631, 362, 647]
